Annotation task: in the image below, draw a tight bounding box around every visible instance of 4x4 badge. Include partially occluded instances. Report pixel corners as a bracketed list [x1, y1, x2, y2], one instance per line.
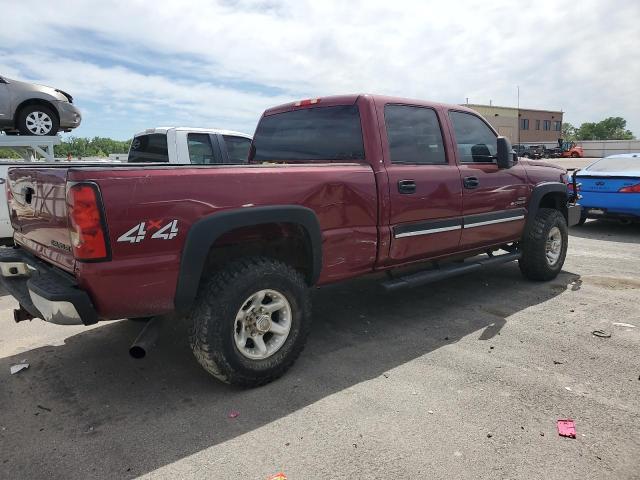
[117, 220, 179, 244]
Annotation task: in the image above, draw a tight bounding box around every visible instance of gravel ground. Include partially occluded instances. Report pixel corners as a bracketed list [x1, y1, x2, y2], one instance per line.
[0, 220, 638, 480]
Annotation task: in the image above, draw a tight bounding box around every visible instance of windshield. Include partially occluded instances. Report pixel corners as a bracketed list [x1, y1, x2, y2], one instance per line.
[127, 134, 169, 162]
[585, 156, 639, 172]
[252, 105, 365, 162]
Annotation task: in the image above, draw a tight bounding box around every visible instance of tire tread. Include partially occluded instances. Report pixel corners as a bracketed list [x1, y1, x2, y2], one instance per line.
[519, 208, 568, 281]
[188, 257, 310, 387]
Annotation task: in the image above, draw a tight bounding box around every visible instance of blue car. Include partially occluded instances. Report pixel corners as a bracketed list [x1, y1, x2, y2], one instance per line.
[571, 153, 640, 225]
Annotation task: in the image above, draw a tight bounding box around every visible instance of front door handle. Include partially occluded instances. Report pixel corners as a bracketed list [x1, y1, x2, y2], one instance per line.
[463, 176, 480, 189]
[398, 179, 416, 194]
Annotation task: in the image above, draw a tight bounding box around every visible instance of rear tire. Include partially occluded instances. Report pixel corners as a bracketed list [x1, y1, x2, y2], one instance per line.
[188, 257, 311, 387]
[519, 208, 568, 281]
[570, 152, 579, 158]
[17, 105, 59, 136]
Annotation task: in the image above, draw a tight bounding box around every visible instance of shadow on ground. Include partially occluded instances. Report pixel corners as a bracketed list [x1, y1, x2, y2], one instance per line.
[0, 263, 579, 479]
[569, 219, 640, 244]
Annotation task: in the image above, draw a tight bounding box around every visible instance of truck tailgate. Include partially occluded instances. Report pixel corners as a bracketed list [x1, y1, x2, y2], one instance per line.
[8, 166, 75, 272]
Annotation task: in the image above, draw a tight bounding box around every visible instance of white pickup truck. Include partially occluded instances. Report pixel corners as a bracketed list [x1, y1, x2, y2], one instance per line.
[127, 127, 253, 164]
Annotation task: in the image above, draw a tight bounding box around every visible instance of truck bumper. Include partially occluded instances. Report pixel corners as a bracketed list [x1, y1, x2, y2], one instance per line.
[567, 203, 581, 227]
[0, 248, 98, 325]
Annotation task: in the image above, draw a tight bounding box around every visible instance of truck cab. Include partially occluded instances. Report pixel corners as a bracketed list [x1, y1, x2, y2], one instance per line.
[127, 127, 252, 164]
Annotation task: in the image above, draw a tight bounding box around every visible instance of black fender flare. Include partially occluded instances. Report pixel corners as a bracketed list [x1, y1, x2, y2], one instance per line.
[174, 205, 322, 312]
[525, 182, 568, 232]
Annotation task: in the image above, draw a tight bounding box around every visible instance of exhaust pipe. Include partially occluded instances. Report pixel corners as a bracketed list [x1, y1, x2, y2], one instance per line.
[129, 316, 163, 359]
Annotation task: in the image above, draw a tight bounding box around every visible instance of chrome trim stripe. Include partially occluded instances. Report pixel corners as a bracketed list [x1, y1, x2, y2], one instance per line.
[464, 215, 525, 228]
[395, 225, 462, 238]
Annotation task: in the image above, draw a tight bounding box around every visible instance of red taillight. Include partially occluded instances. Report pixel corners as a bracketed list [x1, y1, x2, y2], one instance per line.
[618, 183, 640, 193]
[566, 179, 580, 192]
[66, 183, 109, 261]
[294, 98, 320, 107]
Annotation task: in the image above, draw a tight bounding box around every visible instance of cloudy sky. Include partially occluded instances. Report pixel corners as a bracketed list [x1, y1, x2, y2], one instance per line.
[1, 0, 638, 140]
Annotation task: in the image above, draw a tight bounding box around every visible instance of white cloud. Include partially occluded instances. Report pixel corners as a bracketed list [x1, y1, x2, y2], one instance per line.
[1, 0, 638, 138]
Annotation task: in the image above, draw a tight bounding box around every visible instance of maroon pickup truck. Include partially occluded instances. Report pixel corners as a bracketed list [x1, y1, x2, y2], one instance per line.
[1, 94, 579, 386]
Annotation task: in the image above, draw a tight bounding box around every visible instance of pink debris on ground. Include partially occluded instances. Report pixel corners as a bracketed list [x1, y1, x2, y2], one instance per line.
[557, 419, 576, 438]
[227, 410, 240, 419]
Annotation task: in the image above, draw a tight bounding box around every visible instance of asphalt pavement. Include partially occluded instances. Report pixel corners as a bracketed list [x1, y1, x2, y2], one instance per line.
[0, 220, 638, 479]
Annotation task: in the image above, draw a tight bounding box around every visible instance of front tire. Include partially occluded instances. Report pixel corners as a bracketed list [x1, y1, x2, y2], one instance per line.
[519, 208, 568, 281]
[188, 257, 311, 387]
[17, 105, 59, 136]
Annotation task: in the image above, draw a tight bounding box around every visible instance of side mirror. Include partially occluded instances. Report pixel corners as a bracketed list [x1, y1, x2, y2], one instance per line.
[496, 136, 515, 169]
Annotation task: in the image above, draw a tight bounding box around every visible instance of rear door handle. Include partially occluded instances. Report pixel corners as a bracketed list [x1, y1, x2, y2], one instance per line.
[398, 179, 416, 194]
[463, 176, 480, 189]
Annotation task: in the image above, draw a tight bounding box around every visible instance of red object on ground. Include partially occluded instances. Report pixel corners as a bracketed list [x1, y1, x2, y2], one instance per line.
[557, 419, 576, 438]
[266, 474, 287, 480]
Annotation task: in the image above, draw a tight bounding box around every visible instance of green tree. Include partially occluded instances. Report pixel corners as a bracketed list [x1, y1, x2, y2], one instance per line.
[562, 122, 577, 141]
[575, 117, 634, 140]
[54, 137, 131, 158]
[0, 147, 21, 159]
[1, 136, 130, 160]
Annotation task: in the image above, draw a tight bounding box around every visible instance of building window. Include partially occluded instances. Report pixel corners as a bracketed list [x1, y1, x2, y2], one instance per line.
[536, 119, 540, 130]
[554, 121, 561, 131]
[543, 120, 551, 131]
[520, 118, 529, 130]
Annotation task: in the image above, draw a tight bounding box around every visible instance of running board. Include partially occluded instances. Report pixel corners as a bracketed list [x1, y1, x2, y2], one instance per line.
[381, 251, 522, 292]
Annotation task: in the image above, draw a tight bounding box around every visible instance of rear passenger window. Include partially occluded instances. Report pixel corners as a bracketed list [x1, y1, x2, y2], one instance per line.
[127, 134, 169, 162]
[187, 133, 216, 164]
[449, 111, 497, 163]
[223, 135, 251, 163]
[385, 105, 446, 164]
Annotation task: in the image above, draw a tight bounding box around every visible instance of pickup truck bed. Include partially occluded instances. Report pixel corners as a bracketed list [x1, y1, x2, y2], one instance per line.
[1, 94, 580, 387]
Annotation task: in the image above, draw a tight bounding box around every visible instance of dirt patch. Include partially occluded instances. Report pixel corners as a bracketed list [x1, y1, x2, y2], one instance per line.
[583, 275, 640, 290]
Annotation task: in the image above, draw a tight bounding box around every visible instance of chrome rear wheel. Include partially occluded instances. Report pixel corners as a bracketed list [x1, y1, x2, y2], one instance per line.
[233, 289, 292, 360]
